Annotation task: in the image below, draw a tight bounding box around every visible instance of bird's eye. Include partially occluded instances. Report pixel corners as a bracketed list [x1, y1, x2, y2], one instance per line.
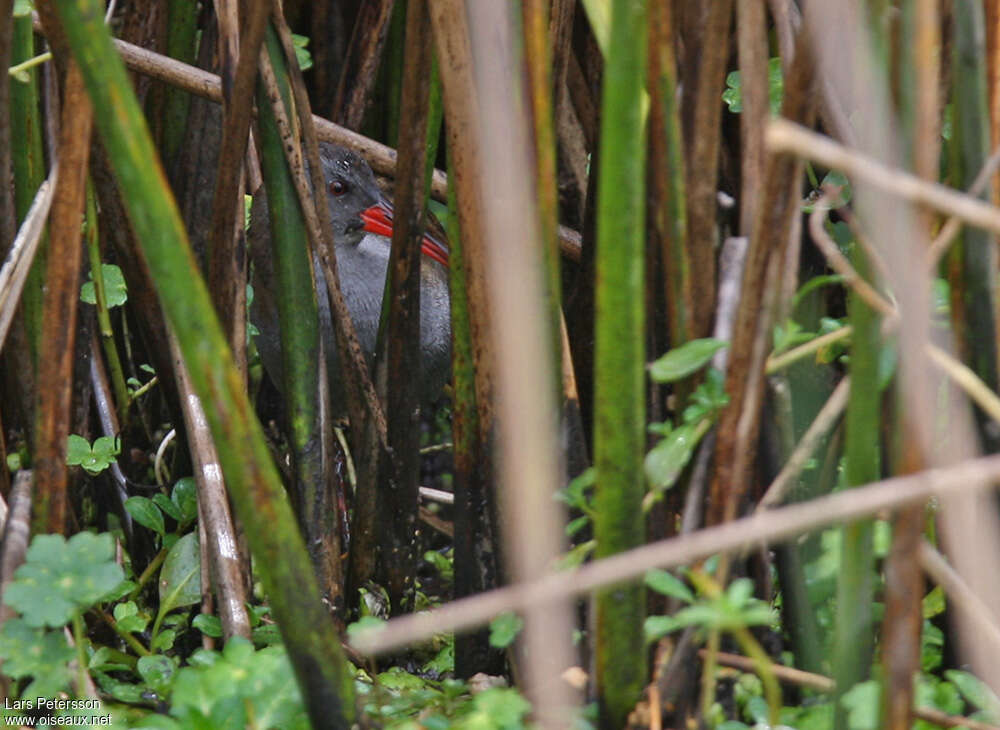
[329, 179, 348, 196]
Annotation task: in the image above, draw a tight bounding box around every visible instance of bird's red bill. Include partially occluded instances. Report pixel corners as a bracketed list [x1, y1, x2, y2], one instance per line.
[360, 204, 450, 268]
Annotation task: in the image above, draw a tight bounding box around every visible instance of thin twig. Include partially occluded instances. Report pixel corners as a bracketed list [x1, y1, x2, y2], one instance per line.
[918, 540, 1000, 660]
[707, 650, 1000, 730]
[808, 194, 895, 317]
[927, 143, 1000, 267]
[757, 376, 850, 510]
[767, 118, 1000, 237]
[0, 168, 55, 350]
[351, 452, 1000, 654]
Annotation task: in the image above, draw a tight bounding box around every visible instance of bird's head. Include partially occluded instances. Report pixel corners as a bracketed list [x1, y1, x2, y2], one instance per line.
[321, 143, 449, 267]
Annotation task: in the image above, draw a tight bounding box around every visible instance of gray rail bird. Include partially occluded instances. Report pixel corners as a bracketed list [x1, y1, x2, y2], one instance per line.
[249, 144, 451, 414]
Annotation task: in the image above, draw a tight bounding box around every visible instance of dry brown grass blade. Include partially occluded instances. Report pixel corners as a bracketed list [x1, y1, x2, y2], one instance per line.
[0, 0, 15, 257]
[331, 0, 395, 129]
[0, 170, 55, 351]
[375, 0, 433, 612]
[0, 470, 32, 626]
[428, 0, 495, 446]
[707, 32, 814, 527]
[736, 0, 768, 238]
[684, 0, 732, 339]
[168, 330, 251, 641]
[464, 1, 578, 717]
[205, 0, 271, 380]
[32, 60, 92, 535]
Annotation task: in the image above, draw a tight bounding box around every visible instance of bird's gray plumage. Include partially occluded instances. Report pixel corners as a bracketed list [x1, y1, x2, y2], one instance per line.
[249, 143, 451, 415]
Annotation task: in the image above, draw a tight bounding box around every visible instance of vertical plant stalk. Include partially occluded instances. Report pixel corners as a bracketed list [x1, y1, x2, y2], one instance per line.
[948, 0, 999, 446]
[254, 24, 339, 604]
[263, 17, 389, 449]
[524, 0, 564, 385]
[375, 0, 433, 613]
[831, 246, 881, 730]
[331, 0, 396, 130]
[736, 0, 768, 238]
[267, 8, 396, 610]
[0, 0, 16, 257]
[380, 2, 408, 146]
[447, 159, 502, 676]
[84, 186, 129, 425]
[32, 61, 93, 535]
[11, 12, 46, 368]
[168, 330, 252, 640]
[548, 0, 576, 112]
[648, 0, 691, 348]
[428, 5, 504, 642]
[50, 1, 356, 724]
[161, 0, 199, 166]
[428, 0, 496, 445]
[707, 33, 814, 527]
[684, 0, 732, 338]
[593, 0, 648, 725]
[206, 0, 271, 381]
[464, 1, 578, 720]
[881, 4, 941, 727]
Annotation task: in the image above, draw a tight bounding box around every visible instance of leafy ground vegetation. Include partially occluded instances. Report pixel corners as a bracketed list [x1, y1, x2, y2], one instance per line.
[4, 0, 1000, 729]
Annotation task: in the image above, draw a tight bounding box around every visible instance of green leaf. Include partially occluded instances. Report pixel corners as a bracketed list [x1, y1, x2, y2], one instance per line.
[649, 338, 727, 383]
[793, 274, 846, 310]
[840, 680, 881, 730]
[467, 688, 531, 728]
[565, 515, 591, 537]
[114, 601, 149, 634]
[489, 612, 523, 649]
[555, 466, 595, 512]
[170, 640, 307, 730]
[0, 618, 73, 694]
[644, 615, 682, 642]
[556, 539, 596, 570]
[193, 614, 223, 638]
[66, 434, 92, 465]
[245, 604, 269, 627]
[80, 263, 128, 307]
[644, 570, 694, 604]
[944, 670, 1000, 721]
[126, 496, 166, 537]
[722, 58, 784, 116]
[66, 434, 119, 475]
[160, 532, 201, 615]
[421, 638, 454, 676]
[154, 493, 182, 521]
[820, 170, 852, 207]
[159, 532, 201, 612]
[171, 477, 199, 525]
[291, 34, 312, 71]
[683, 368, 730, 424]
[644, 424, 698, 490]
[423, 550, 453, 583]
[138, 654, 176, 696]
[252, 623, 282, 647]
[922, 586, 945, 619]
[13, 0, 33, 17]
[4, 533, 125, 627]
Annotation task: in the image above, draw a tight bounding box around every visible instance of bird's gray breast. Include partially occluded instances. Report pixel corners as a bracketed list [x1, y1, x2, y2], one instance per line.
[250, 205, 451, 415]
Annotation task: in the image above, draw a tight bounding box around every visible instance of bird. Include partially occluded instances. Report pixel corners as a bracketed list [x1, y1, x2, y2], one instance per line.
[248, 143, 451, 415]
